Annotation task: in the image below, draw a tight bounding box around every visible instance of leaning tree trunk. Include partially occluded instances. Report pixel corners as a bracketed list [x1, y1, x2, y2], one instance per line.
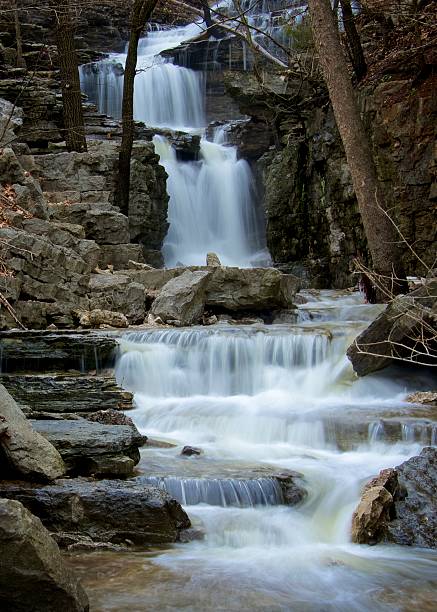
[117, 0, 159, 216]
[53, 0, 87, 152]
[307, 0, 407, 301]
[340, 0, 367, 81]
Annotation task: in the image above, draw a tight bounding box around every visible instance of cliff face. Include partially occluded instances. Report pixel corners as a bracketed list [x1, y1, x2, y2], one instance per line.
[221, 7, 436, 287]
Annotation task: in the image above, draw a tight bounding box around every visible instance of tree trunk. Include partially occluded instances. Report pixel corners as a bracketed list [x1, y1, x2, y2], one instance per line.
[201, 0, 213, 28]
[13, 0, 26, 69]
[117, 0, 158, 216]
[340, 0, 367, 81]
[307, 0, 407, 301]
[52, 0, 87, 152]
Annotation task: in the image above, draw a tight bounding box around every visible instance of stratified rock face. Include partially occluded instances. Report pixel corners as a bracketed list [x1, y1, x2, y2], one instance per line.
[347, 279, 437, 376]
[351, 448, 437, 548]
[151, 270, 211, 325]
[0, 384, 65, 482]
[31, 418, 144, 477]
[0, 478, 191, 546]
[0, 499, 89, 612]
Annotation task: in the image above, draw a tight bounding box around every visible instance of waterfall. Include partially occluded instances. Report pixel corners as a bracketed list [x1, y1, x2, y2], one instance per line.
[154, 134, 270, 267]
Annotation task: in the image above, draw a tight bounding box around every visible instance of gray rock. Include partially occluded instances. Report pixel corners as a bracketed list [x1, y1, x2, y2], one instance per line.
[205, 267, 300, 311]
[98, 243, 145, 270]
[151, 270, 211, 325]
[206, 252, 221, 266]
[88, 273, 145, 323]
[351, 448, 437, 548]
[0, 478, 191, 545]
[347, 279, 437, 375]
[31, 418, 145, 477]
[0, 384, 65, 482]
[79, 309, 129, 328]
[0, 330, 118, 373]
[1, 374, 133, 415]
[0, 499, 89, 612]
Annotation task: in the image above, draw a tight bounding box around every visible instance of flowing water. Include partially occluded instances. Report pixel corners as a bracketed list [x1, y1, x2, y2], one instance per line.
[79, 11, 269, 267]
[75, 8, 437, 609]
[69, 292, 437, 611]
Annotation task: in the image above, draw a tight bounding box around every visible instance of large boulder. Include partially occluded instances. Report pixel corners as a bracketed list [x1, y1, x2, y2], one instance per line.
[205, 267, 299, 311]
[151, 270, 211, 325]
[351, 447, 437, 548]
[0, 384, 65, 482]
[0, 478, 191, 546]
[0, 499, 89, 611]
[31, 418, 145, 477]
[88, 273, 145, 323]
[347, 280, 437, 375]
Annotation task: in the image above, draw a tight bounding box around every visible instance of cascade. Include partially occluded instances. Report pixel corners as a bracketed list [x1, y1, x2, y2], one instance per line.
[99, 291, 437, 609]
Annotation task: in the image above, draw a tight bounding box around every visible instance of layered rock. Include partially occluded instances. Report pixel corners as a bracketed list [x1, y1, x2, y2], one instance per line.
[351, 447, 437, 548]
[0, 499, 89, 612]
[0, 478, 191, 546]
[31, 418, 145, 477]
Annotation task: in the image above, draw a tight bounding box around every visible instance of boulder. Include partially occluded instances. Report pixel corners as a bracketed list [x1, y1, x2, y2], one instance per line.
[31, 418, 145, 477]
[0, 499, 89, 612]
[206, 252, 221, 267]
[351, 448, 437, 548]
[181, 445, 202, 456]
[0, 384, 65, 482]
[347, 280, 437, 375]
[79, 309, 129, 328]
[0, 478, 191, 545]
[151, 270, 211, 325]
[205, 267, 300, 311]
[88, 273, 145, 323]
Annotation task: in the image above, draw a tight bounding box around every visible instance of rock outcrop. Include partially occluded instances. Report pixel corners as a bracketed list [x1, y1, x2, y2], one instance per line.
[31, 418, 145, 477]
[0, 384, 65, 482]
[0, 499, 89, 612]
[347, 279, 437, 376]
[0, 478, 191, 546]
[351, 447, 437, 548]
[150, 270, 211, 325]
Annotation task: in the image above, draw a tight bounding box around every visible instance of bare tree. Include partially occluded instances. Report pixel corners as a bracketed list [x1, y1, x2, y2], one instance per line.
[306, 0, 407, 301]
[339, 0, 367, 81]
[51, 0, 87, 152]
[116, 0, 159, 216]
[13, 0, 26, 69]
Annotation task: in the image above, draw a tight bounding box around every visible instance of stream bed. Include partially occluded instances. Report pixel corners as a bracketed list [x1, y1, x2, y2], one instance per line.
[67, 291, 437, 611]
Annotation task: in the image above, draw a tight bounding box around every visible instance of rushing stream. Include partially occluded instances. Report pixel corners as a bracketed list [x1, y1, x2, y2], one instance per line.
[75, 6, 437, 610]
[68, 292, 437, 611]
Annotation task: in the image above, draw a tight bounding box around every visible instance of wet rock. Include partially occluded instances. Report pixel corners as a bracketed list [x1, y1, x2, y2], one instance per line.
[31, 418, 144, 477]
[273, 471, 307, 506]
[351, 448, 437, 548]
[87, 409, 135, 427]
[351, 469, 397, 545]
[0, 329, 117, 375]
[206, 252, 221, 267]
[151, 270, 211, 326]
[0, 478, 191, 545]
[0, 384, 65, 482]
[181, 446, 202, 456]
[347, 279, 437, 376]
[78, 309, 129, 329]
[0, 499, 89, 611]
[1, 374, 132, 415]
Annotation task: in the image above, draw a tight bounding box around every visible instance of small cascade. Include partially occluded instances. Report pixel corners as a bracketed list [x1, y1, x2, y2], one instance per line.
[154, 134, 269, 267]
[140, 476, 283, 506]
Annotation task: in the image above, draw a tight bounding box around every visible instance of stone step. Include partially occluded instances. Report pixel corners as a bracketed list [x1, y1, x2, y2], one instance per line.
[0, 330, 118, 373]
[1, 374, 133, 415]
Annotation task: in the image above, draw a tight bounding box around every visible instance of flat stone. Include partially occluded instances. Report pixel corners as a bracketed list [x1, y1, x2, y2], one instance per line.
[31, 419, 145, 476]
[0, 478, 191, 546]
